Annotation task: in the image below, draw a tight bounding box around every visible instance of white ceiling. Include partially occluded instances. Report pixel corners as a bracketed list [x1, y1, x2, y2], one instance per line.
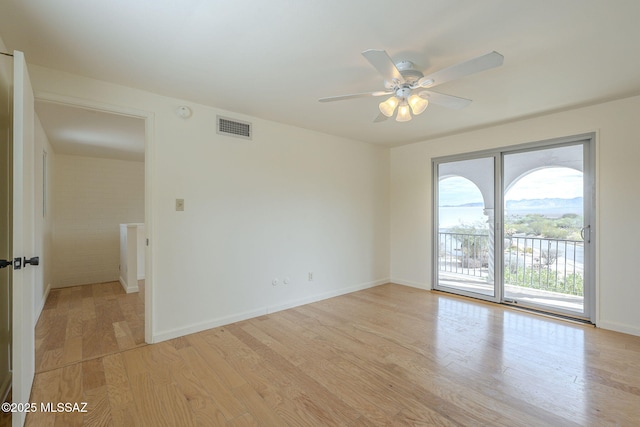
[35, 101, 145, 161]
[1, 0, 640, 152]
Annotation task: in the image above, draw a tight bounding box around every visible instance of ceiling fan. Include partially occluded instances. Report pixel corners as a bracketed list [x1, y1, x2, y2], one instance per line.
[319, 50, 504, 122]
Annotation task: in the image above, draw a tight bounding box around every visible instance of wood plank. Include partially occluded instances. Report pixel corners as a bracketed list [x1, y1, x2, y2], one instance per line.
[232, 384, 286, 427]
[153, 382, 198, 427]
[226, 412, 260, 427]
[187, 332, 247, 390]
[82, 358, 106, 392]
[82, 318, 102, 360]
[126, 371, 167, 427]
[113, 321, 136, 350]
[108, 404, 141, 427]
[26, 369, 61, 427]
[54, 362, 84, 427]
[160, 343, 228, 424]
[82, 385, 113, 427]
[102, 353, 134, 409]
[177, 344, 247, 420]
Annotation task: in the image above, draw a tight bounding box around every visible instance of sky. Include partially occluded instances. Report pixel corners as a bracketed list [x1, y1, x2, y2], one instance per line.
[439, 167, 583, 206]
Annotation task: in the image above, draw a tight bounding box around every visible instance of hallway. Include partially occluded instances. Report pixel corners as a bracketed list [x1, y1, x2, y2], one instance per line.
[34, 281, 145, 373]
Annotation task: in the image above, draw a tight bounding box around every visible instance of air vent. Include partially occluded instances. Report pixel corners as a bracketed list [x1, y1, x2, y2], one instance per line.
[217, 116, 252, 140]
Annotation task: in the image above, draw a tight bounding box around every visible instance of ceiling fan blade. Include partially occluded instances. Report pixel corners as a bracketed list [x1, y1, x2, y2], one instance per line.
[318, 90, 392, 102]
[362, 49, 405, 85]
[418, 51, 504, 88]
[419, 90, 472, 109]
[373, 112, 388, 123]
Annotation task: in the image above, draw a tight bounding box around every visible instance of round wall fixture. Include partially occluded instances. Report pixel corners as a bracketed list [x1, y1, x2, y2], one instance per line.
[176, 105, 192, 118]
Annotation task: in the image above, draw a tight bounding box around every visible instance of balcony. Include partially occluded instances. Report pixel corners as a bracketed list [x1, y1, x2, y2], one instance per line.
[438, 231, 584, 313]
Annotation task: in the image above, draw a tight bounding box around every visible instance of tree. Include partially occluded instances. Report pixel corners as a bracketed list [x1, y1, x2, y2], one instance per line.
[449, 222, 489, 268]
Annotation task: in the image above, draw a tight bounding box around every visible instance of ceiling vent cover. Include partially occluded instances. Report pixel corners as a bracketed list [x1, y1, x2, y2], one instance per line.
[217, 115, 252, 140]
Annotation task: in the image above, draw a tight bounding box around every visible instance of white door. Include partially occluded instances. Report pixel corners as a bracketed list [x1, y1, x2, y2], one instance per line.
[0, 52, 12, 403]
[12, 50, 36, 427]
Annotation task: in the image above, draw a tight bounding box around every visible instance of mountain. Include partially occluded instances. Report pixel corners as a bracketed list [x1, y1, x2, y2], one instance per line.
[441, 202, 484, 207]
[506, 197, 582, 210]
[443, 197, 583, 210]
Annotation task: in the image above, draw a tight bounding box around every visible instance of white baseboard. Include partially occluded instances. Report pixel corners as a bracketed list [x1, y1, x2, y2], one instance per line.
[137, 274, 145, 280]
[152, 307, 268, 343]
[597, 320, 640, 337]
[35, 283, 51, 322]
[267, 277, 389, 315]
[119, 276, 139, 294]
[151, 277, 390, 344]
[390, 278, 431, 290]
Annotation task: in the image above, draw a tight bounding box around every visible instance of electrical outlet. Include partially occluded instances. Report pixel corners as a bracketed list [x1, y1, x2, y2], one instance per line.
[175, 198, 185, 211]
[308, 272, 313, 281]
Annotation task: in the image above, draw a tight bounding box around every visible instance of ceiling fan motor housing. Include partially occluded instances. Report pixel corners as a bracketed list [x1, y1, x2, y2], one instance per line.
[396, 61, 424, 83]
[384, 60, 424, 89]
[396, 87, 412, 99]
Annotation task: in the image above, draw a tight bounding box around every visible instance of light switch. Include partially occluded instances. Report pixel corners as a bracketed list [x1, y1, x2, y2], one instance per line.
[176, 199, 184, 211]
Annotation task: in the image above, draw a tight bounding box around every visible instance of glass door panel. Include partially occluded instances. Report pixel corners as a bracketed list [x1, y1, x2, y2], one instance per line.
[503, 144, 588, 317]
[435, 156, 497, 300]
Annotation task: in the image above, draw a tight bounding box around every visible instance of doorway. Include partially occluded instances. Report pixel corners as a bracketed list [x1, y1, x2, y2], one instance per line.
[32, 96, 152, 371]
[434, 135, 595, 322]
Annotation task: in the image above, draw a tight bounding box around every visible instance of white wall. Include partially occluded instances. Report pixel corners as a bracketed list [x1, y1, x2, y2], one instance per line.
[390, 95, 640, 336]
[29, 65, 390, 342]
[52, 155, 144, 287]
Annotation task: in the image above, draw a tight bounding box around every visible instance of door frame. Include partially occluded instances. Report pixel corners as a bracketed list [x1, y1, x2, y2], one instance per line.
[34, 92, 156, 343]
[432, 133, 596, 323]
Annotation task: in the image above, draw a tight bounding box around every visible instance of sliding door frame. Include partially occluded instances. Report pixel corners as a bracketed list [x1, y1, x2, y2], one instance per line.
[432, 133, 596, 323]
[432, 150, 503, 304]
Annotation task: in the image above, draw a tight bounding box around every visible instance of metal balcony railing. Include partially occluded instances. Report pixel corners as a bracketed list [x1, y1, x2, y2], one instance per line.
[439, 232, 584, 296]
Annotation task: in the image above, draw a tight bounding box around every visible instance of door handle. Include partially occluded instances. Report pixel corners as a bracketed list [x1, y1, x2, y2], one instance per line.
[23, 256, 39, 267]
[0, 257, 39, 269]
[0, 258, 22, 270]
[580, 225, 591, 243]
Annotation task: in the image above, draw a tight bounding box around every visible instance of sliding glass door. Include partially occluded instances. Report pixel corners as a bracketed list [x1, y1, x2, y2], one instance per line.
[502, 143, 593, 319]
[434, 155, 499, 301]
[433, 136, 594, 321]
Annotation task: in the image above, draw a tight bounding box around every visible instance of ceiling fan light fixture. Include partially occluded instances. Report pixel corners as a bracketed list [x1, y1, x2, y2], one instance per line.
[395, 103, 412, 122]
[379, 96, 399, 117]
[320, 50, 504, 123]
[408, 94, 428, 115]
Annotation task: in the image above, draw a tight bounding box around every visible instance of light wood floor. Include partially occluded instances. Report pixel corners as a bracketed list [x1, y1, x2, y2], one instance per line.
[27, 283, 640, 426]
[34, 280, 145, 373]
